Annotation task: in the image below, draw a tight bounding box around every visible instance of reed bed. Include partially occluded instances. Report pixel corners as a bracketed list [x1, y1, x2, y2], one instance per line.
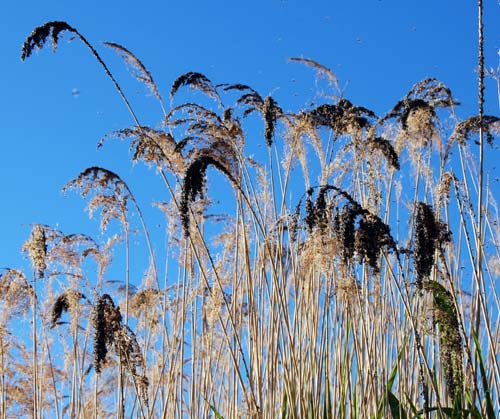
[1, 14, 499, 418]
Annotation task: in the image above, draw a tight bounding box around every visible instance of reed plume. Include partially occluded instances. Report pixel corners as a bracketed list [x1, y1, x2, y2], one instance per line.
[103, 41, 164, 107]
[423, 281, 464, 403]
[170, 71, 220, 101]
[22, 225, 47, 278]
[50, 291, 86, 328]
[450, 115, 500, 145]
[21, 21, 75, 60]
[414, 202, 451, 289]
[92, 294, 122, 374]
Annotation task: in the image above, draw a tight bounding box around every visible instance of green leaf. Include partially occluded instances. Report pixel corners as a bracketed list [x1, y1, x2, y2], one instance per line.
[202, 396, 225, 419]
[472, 332, 496, 419]
[308, 392, 315, 419]
[404, 393, 421, 419]
[281, 392, 288, 419]
[323, 378, 332, 419]
[387, 390, 408, 419]
[374, 338, 408, 419]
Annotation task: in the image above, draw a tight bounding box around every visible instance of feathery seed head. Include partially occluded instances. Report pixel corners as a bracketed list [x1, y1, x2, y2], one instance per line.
[450, 115, 500, 146]
[51, 290, 86, 328]
[354, 213, 396, 273]
[414, 202, 451, 289]
[21, 21, 75, 61]
[263, 96, 281, 147]
[423, 281, 463, 401]
[92, 294, 121, 373]
[170, 72, 219, 101]
[22, 225, 47, 278]
[368, 136, 400, 170]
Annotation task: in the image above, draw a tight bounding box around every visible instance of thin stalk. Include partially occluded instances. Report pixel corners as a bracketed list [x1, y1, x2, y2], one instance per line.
[0, 337, 5, 419]
[93, 373, 98, 419]
[474, 0, 485, 349]
[476, 0, 485, 240]
[32, 272, 38, 419]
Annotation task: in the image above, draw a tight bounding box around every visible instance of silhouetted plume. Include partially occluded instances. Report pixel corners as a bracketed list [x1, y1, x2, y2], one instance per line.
[51, 291, 86, 328]
[299, 185, 357, 233]
[414, 202, 451, 289]
[302, 99, 376, 134]
[368, 136, 400, 170]
[263, 96, 281, 147]
[236, 91, 264, 114]
[21, 21, 75, 60]
[99, 126, 184, 172]
[380, 78, 457, 131]
[333, 203, 364, 263]
[405, 78, 458, 108]
[297, 185, 397, 272]
[235, 92, 282, 146]
[114, 324, 149, 402]
[354, 213, 396, 273]
[180, 155, 235, 236]
[450, 115, 500, 145]
[385, 99, 436, 131]
[170, 72, 219, 101]
[217, 83, 257, 93]
[92, 294, 122, 374]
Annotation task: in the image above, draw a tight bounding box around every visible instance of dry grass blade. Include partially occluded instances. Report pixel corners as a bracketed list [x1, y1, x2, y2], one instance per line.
[103, 41, 164, 105]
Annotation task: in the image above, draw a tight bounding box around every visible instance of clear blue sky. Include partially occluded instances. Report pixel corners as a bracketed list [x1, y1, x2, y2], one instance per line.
[1, 0, 499, 268]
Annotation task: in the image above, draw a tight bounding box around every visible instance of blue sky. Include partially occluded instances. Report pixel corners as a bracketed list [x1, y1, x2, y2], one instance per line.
[1, 0, 499, 269]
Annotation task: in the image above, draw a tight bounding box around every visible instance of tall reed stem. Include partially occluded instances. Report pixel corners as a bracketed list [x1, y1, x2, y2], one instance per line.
[474, 0, 486, 401]
[32, 272, 38, 419]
